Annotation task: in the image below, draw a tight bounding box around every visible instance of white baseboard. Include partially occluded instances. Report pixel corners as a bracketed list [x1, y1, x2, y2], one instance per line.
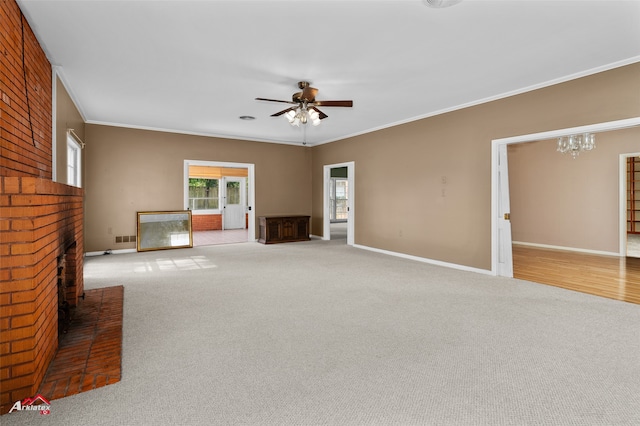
[85, 248, 137, 257]
[512, 241, 620, 257]
[353, 244, 493, 275]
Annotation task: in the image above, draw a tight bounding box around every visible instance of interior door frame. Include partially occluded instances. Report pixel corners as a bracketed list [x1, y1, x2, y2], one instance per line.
[323, 161, 355, 245]
[495, 143, 513, 277]
[184, 159, 256, 241]
[491, 117, 640, 277]
[620, 151, 640, 255]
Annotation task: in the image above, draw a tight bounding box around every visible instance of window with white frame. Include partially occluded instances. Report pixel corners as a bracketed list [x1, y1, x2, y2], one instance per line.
[188, 178, 219, 211]
[67, 134, 81, 187]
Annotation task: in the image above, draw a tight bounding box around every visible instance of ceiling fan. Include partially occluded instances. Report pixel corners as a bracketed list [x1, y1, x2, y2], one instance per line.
[256, 81, 353, 126]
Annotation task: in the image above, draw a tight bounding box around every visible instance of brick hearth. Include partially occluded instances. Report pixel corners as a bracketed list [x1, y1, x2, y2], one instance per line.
[37, 286, 123, 400]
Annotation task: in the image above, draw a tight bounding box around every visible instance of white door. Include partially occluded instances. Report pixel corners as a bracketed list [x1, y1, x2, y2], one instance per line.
[223, 177, 246, 230]
[497, 144, 513, 277]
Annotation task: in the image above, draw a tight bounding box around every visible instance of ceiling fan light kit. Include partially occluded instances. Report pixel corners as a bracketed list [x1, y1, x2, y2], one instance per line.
[285, 108, 321, 127]
[256, 81, 353, 128]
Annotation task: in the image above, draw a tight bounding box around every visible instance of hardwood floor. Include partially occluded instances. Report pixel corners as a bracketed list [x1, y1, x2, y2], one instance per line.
[512, 245, 640, 305]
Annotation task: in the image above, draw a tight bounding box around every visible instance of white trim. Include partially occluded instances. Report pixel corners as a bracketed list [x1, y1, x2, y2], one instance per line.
[620, 152, 640, 256]
[66, 134, 82, 187]
[184, 159, 255, 242]
[85, 249, 137, 257]
[491, 117, 640, 276]
[496, 143, 513, 277]
[512, 241, 619, 258]
[492, 117, 640, 146]
[313, 57, 640, 146]
[79, 58, 640, 147]
[87, 119, 308, 146]
[52, 68, 57, 182]
[354, 244, 493, 276]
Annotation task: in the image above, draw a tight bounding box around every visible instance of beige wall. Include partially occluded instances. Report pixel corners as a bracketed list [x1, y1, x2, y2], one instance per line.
[80, 63, 640, 265]
[311, 63, 640, 270]
[55, 76, 85, 183]
[84, 125, 311, 252]
[508, 127, 640, 253]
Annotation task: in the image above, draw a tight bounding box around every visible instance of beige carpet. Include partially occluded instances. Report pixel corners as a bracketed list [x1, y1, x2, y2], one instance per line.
[5, 240, 639, 425]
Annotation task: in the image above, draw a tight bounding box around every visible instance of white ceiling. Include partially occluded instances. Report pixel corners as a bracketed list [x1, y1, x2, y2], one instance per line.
[17, 0, 640, 146]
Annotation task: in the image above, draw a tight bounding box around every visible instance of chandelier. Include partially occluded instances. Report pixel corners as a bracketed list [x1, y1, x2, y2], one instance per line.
[557, 133, 596, 159]
[284, 104, 321, 127]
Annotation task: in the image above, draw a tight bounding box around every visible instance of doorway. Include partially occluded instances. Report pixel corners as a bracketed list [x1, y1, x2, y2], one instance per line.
[622, 154, 640, 258]
[323, 162, 355, 245]
[329, 168, 348, 241]
[184, 160, 255, 246]
[492, 117, 640, 277]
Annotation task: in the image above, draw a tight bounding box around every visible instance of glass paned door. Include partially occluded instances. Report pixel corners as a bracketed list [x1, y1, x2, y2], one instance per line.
[223, 177, 246, 229]
[330, 178, 348, 222]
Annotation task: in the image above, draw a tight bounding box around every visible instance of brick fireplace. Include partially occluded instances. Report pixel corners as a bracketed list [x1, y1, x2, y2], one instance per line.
[0, 178, 84, 413]
[1, 0, 85, 414]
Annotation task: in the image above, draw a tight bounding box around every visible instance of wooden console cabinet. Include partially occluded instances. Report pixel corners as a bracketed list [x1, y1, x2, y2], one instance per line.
[258, 215, 310, 244]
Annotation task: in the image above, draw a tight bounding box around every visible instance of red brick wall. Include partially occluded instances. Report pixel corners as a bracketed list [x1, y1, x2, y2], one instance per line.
[0, 1, 53, 179]
[0, 0, 84, 414]
[192, 214, 222, 231]
[191, 214, 249, 231]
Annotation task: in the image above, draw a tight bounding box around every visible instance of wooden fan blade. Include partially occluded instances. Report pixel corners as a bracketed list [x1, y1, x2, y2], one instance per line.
[255, 97, 297, 105]
[310, 107, 328, 120]
[313, 100, 353, 107]
[271, 107, 296, 117]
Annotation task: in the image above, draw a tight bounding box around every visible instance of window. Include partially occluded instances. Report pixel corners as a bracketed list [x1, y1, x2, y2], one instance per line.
[188, 178, 219, 211]
[67, 135, 81, 187]
[226, 181, 240, 204]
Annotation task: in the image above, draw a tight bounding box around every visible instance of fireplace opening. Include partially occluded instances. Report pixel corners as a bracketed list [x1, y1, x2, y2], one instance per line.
[57, 254, 71, 336]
